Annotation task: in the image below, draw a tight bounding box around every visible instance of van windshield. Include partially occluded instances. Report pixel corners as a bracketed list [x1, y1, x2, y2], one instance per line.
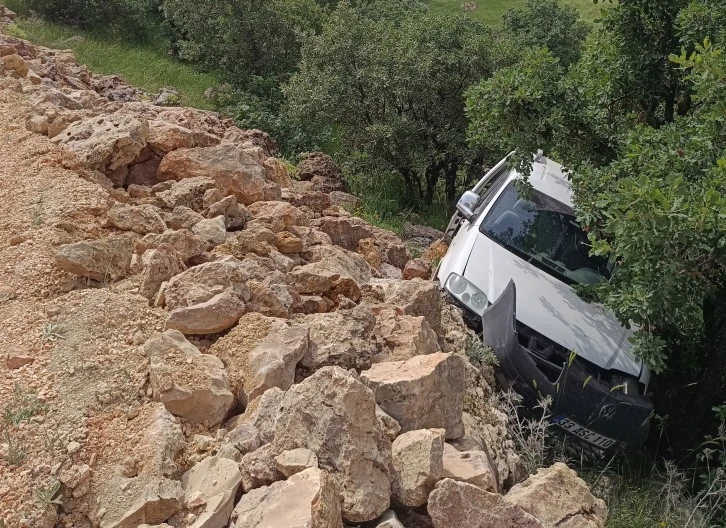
[479, 183, 612, 285]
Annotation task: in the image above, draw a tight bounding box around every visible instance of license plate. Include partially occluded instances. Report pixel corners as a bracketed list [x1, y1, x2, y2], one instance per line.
[553, 416, 617, 450]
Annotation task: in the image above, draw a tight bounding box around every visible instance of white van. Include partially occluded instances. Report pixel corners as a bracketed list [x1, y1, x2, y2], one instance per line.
[437, 152, 652, 453]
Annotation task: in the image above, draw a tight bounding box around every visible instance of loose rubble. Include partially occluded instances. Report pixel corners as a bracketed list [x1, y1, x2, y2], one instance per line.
[0, 14, 607, 528]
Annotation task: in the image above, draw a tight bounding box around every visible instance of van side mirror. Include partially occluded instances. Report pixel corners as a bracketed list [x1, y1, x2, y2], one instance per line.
[456, 191, 480, 221]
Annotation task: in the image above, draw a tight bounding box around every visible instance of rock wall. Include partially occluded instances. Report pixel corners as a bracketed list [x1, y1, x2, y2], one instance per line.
[0, 12, 607, 528]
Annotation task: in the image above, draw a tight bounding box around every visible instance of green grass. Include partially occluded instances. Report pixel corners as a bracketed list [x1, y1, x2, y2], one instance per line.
[4, 5, 216, 109]
[426, 0, 607, 26]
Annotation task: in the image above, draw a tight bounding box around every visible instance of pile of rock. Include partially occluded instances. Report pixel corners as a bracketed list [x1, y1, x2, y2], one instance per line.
[0, 16, 608, 528]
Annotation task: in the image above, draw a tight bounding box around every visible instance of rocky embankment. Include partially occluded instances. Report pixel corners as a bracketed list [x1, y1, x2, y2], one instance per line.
[0, 6, 608, 528]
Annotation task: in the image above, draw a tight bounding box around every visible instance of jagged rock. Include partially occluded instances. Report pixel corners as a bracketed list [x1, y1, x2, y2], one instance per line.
[145, 330, 235, 426]
[224, 127, 278, 157]
[26, 114, 49, 134]
[229, 387, 285, 444]
[271, 367, 392, 522]
[247, 201, 309, 232]
[166, 206, 204, 230]
[300, 295, 333, 314]
[166, 289, 247, 335]
[273, 231, 303, 254]
[55, 233, 136, 281]
[372, 308, 440, 363]
[391, 429, 445, 507]
[403, 223, 444, 242]
[442, 443, 498, 493]
[329, 191, 361, 212]
[208, 313, 296, 403]
[358, 237, 382, 269]
[230, 468, 342, 528]
[295, 151, 343, 182]
[275, 448, 319, 478]
[214, 222, 277, 258]
[136, 229, 209, 263]
[242, 321, 308, 404]
[148, 120, 219, 156]
[1, 53, 27, 77]
[182, 456, 242, 528]
[108, 203, 166, 234]
[300, 305, 378, 372]
[53, 113, 149, 173]
[246, 281, 293, 318]
[292, 191, 332, 213]
[403, 258, 432, 280]
[505, 463, 608, 528]
[263, 158, 293, 188]
[427, 479, 542, 528]
[364, 278, 443, 336]
[192, 216, 228, 246]
[239, 444, 284, 492]
[139, 243, 186, 300]
[379, 263, 403, 280]
[163, 257, 251, 312]
[95, 404, 187, 528]
[59, 463, 91, 498]
[156, 176, 218, 211]
[224, 423, 261, 456]
[361, 352, 466, 439]
[206, 195, 249, 230]
[376, 405, 402, 441]
[313, 216, 410, 269]
[423, 240, 448, 263]
[6, 353, 34, 369]
[158, 144, 281, 205]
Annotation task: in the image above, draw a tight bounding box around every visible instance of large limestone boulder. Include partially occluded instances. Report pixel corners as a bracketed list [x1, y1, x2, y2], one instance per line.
[208, 313, 291, 404]
[242, 321, 308, 404]
[156, 176, 218, 211]
[505, 463, 608, 528]
[145, 330, 235, 426]
[148, 119, 220, 155]
[93, 404, 187, 528]
[299, 305, 378, 372]
[182, 456, 242, 528]
[108, 203, 166, 235]
[136, 229, 209, 263]
[157, 144, 281, 205]
[442, 443, 498, 493]
[53, 113, 149, 173]
[230, 468, 343, 528]
[361, 352, 466, 439]
[192, 215, 228, 246]
[275, 448, 318, 478]
[363, 278, 443, 336]
[229, 387, 284, 444]
[246, 201, 309, 232]
[161, 257, 251, 334]
[372, 308, 440, 363]
[138, 244, 186, 300]
[390, 429, 444, 507]
[55, 233, 136, 281]
[271, 367, 392, 522]
[239, 444, 284, 492]
[428, 479, 542, 528]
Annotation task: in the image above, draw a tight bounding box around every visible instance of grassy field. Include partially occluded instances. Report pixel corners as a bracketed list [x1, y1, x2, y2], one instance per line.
[426, 0, 606, 26]
[3, 2, 216, 109]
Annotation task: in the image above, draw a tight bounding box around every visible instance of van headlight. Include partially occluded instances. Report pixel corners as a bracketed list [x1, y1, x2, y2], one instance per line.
[445, 273, 489, 315]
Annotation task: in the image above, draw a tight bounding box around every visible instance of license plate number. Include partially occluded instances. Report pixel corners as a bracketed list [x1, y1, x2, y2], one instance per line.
[554, 417, 617, 450]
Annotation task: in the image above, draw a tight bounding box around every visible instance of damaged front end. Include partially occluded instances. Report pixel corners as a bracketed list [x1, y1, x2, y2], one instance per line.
[480, 280, 652, 455]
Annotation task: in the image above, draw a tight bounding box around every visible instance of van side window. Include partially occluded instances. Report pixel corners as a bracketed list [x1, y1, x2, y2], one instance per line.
[474, 170, 509, 216]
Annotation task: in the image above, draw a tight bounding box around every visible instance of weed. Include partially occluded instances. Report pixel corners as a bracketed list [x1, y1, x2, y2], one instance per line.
[498, 388, 553, 479]
[34, 480, 63, 510]
[40, 419, 63, 455]
[3, 430, 27, 466]
[466, 335, 499, 370]
[2, 383, 48, 426]
[41, 322, 65, 343]
[5, 23, 27, 39]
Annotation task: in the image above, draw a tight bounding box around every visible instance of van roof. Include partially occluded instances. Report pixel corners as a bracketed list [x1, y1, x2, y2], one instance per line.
[512, 156, 573, 208]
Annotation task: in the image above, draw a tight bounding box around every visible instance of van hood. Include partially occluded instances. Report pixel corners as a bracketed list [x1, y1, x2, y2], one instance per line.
[465, 235, 642, 378]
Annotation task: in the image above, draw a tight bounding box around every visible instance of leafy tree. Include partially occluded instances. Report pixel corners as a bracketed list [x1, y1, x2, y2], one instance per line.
[502, 0, 590, 68]
[284, 0, 512, 205]
[162, 0, 325, 91]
